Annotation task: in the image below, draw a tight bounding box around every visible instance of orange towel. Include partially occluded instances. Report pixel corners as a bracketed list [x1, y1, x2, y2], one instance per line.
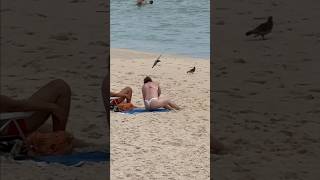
[116, 103, 136, 111]
[25, 131, 73, 156]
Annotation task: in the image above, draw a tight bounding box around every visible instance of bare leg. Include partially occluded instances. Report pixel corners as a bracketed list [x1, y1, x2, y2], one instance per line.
[149, 97, 180, 110]
[117, 87, 132, 103]
[164, 104, 174, 110]
[25, 79, 71, 133]
[167, 100, 180, 110]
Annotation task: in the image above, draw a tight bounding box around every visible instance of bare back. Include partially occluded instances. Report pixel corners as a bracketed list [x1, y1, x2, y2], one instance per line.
[142, 82, 159, 100]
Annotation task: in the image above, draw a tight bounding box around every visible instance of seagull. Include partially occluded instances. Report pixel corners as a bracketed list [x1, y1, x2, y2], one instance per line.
[152, 55, 161, 68]
[246, 16, 273, 40]
[187, 66, 196, 74]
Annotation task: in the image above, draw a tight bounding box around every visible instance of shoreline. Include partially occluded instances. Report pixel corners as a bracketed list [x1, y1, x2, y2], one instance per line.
[111, 47, 210, 61]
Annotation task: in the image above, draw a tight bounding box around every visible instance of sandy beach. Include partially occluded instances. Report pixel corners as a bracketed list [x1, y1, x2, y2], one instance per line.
[110, 48, 210, 179]
[212, 0, 320, 179]
[1, 0, 109, 179]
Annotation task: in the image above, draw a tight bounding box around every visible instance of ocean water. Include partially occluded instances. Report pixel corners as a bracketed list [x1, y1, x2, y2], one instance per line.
[111, 0, 210, 59]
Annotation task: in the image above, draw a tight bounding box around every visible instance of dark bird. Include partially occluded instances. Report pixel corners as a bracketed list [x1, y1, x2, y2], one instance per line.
[246, 16, 273, 40]
[187, 66, 196, 74]
[152, 55, 161, 68]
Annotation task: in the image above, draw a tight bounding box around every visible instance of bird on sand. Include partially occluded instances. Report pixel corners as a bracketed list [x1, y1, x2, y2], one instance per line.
[246, 16, 273, 40]
[187, 66, 196, 74]
[152, 55, 161, 68]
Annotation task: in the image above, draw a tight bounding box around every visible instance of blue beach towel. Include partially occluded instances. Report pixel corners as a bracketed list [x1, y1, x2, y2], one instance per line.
[123, 108, 170, 115]
[33, 151, 109, 166]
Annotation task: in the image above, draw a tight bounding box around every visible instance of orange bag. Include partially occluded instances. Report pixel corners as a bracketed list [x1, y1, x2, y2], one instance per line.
[25, 131, 73, 156]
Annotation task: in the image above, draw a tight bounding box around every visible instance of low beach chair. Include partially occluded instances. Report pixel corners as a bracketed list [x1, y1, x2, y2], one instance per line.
[110, 97, 121, 112]
[0, 112, 33, 141]
[110, 97, 121, 104]
[0, 112, 33, 155]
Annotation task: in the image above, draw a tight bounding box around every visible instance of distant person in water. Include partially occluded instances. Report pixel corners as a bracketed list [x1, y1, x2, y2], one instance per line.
[136, 0, 153, 6]
[142, 76, 180, 111]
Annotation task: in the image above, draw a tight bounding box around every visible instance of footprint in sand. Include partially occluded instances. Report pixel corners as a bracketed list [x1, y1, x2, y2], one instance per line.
[162, 140, 182, 147]
[23, 50, 36, 53]
[35, 13, 47, 18]
[25, 31, 35, 35]
[86, 65, 94, 69]
[50, 32, 78, 41]
[25, 78, 40, 81]
[245, 79, 267, 85]
[45, 55, 64, 59]
[309, 89, 320, 93]
[12, 42, 25, 47]
[216, 20, 225, 25]
[248, 92, 258, 96]
[69, 0, 86, 3]
[233, 58, 246, 64]
[37, 46, 47, 50]
[9, 26, 21, 30]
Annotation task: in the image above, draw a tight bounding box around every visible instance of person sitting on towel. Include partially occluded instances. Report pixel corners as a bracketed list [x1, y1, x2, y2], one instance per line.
[142, 76, 180, 111]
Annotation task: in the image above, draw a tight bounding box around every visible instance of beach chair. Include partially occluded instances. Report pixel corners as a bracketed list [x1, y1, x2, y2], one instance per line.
[0, 112, 33, 141]
[0, 112, 33, 155]
[110, 96, 121, 104]
[110, 97, 122, 111]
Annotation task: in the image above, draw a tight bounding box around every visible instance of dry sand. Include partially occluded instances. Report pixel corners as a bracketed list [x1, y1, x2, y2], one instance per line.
[212, 0, 320, 179]
[1, 0, 109, 179]
[110, 48, 210, 179]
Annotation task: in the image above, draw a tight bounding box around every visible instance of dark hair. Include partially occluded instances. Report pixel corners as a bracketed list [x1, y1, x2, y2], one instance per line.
[144, 76, 152, 84]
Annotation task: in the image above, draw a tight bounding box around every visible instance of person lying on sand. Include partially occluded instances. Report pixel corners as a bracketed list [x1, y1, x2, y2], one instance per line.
[142, 76, 180, 111]
[110, 87, 133, 105]
[0, 79, 71, 136]
[101, 75, 132, 110]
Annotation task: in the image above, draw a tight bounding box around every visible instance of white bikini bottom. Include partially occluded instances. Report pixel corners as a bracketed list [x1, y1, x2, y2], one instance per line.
[144, 98, 158, 110]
